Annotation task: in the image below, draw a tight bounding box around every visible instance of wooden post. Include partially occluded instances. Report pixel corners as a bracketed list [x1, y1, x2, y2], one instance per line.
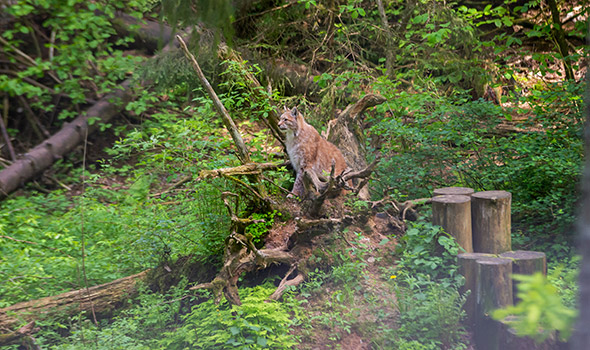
[457, 252, 496, 329]
[500, 250, 547, 304]
[432, 195, 473, 253]
[471, 190, 512, 254]
[475, 257, 513, 350]
[432, 186, 474, 197]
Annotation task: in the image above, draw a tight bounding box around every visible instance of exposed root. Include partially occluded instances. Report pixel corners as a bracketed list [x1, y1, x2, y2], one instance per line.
[268, 265, 305, 301]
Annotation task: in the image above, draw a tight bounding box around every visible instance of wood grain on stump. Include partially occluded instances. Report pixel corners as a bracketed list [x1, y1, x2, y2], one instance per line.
[432, 187, 475, 197]
[500, 250, 547, 304]
[432, 195, 473, 253]
[475, 257, 513, 350]
[471, 190, 512, 254]
[457, 252, 496, 329]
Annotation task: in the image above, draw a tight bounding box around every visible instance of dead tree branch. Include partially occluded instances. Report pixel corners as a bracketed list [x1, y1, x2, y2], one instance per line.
[177, 35, 251, 164]
[0, 321, 39, 348]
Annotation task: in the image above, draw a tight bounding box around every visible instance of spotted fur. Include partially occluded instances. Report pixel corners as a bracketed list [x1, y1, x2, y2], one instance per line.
[278, 107, 348, 197]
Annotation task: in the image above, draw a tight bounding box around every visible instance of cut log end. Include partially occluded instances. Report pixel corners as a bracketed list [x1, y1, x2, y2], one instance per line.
[432, 187, 474, 196]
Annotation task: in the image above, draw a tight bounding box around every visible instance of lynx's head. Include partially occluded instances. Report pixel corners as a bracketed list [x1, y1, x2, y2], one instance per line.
[278, 106, 300, 132]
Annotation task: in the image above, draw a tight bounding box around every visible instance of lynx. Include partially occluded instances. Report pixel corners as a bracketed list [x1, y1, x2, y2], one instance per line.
[278, 106, 348, 198]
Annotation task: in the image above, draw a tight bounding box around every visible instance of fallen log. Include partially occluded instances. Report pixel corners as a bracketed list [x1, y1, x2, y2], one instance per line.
[0, 16, 187, 198]
[0, 80, 133, 198]
[0, 270, 149, 332]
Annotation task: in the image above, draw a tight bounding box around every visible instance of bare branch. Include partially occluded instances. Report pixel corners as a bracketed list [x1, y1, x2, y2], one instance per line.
[176, 35, 251, 164]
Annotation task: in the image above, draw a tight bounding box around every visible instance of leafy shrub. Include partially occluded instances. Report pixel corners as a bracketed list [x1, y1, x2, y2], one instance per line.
[159, 285, 299, 349]
[394, 220, 463, 287]
[377, 282, 467, 350]
[492, 269, 578, 342]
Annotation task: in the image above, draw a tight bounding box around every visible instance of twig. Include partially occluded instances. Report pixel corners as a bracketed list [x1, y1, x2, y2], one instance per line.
[234, 1, 297, 23]
[17, 95, 50, 139]
[150, 175, 191, 197]
[0, 36, 62, 84]
[0, 111, 17, 161]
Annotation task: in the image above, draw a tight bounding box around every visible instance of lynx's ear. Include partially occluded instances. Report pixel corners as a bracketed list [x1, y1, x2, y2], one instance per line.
[290, 107, 298, 117]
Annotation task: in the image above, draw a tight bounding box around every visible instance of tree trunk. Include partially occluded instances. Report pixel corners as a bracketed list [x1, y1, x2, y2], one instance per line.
[471, 190, 512, 254]
[570, 36, 590, 349]
[546, 0, 574, 81]
[323, 93, 386, 200]
[432, 194, 473, 253]
[0, 270, 149, 332]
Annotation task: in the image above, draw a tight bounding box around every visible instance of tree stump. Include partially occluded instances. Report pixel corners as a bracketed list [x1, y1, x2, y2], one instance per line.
[475, 257, 514, 350]
[471, 190, 512, 254]
[432, 195, 473, 253]
[500, 250, 547, 304]
[457, 253, 497, 329]
[432, 187, 474, 197]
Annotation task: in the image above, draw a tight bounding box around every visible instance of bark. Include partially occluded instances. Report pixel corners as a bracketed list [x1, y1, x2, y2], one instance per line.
[112, 11, 174, 54]
[323, 93, 386, 200]
[457, 252, 497, 329]
[0, 321, 39, 348]
[0, 80, 134, 198]
[475, 257, 514, 350]
[471, 190, 512, 254]
[546, 0, 574, 81]
[0, 270, 149, 331]
[432, 194, 473, 253]
[199, 162, 284, 179]
[376, 0, 394, 78]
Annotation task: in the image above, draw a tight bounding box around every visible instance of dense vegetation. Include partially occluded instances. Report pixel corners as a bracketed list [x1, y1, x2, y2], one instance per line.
[0, 0, 587, 348]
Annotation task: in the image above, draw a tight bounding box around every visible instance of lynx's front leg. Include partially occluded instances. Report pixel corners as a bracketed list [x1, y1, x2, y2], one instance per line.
[288, 172, 305, 199]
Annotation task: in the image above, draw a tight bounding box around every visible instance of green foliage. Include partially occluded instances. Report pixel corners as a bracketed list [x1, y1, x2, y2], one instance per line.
[43, 281, 190, 349]
[368, 76, 583, 258]
[394, 219, 463, 287]
[387, 283, 467, 350]
[1, 0, 144, 125]
[492, 269, 578, 342]
[159, 285, 298, 349]
[0, 178, 230, 305]
[245, 210, 282, 247]
[160, 0, 234, 41]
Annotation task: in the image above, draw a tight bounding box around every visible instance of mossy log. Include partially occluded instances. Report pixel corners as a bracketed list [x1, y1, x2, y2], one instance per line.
[0, 270, 149, 332]
[500, 250, 547, 304]
[475, 257, 514, 350]
[457, 252, 497, 329]
[471, 190, 512, 254]
[432, 187, 474, 196]
[432, 195, 473, 253]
